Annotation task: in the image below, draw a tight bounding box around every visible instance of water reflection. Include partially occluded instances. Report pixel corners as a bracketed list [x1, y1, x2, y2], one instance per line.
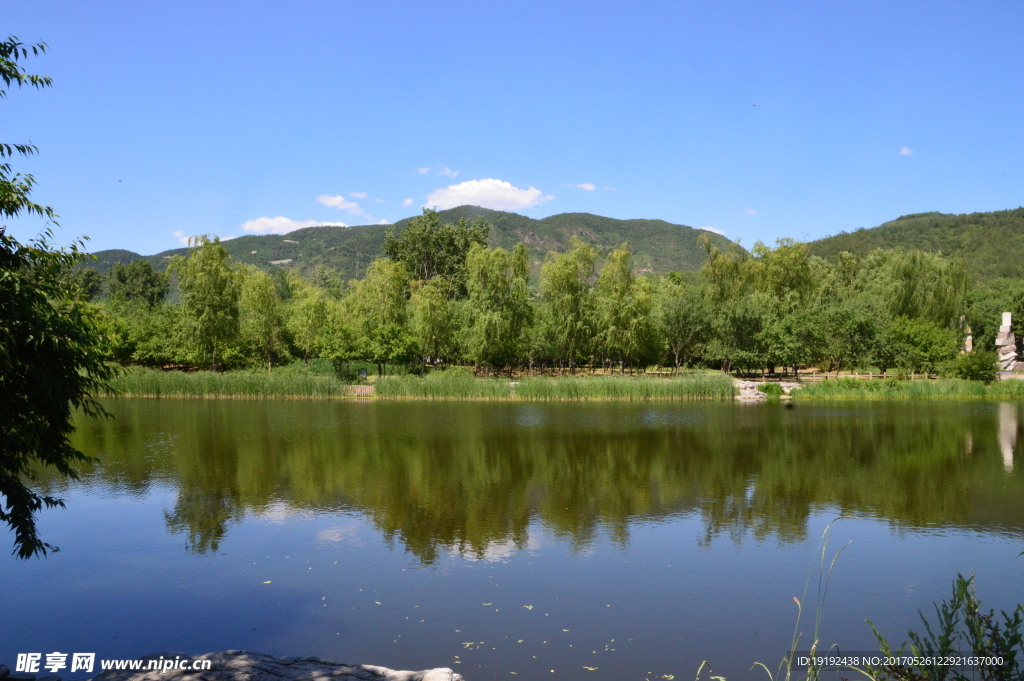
[49, 400, 1024, 562]
[1000, 402, 1017, 472]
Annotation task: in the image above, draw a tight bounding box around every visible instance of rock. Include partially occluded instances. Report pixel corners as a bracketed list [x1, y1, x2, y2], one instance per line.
[359, 668, 462, 681]
[734, 380, 766, 401]
[994, 312, 1020, 372]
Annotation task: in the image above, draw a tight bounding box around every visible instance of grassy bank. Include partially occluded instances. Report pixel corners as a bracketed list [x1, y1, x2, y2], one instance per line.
[105, 367, 352, 399]
[792, 376, 1024, 400]
[375, 371, 736, 401]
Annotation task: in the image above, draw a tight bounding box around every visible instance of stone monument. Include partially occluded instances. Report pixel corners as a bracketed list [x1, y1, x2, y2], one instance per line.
[995, 312, 1020, 372]
[961, 316, 973, 353]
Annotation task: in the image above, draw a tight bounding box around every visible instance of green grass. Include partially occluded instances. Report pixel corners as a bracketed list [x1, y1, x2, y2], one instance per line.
[105, 366, 353, 399]
[376, 371, 736, 401]
[792, 376, 1024, 400]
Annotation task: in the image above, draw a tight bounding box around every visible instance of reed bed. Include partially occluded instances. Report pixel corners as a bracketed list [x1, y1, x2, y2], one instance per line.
[792, 376, 1024, 400]
[105, 367, 351, 399]
[376, 372, 736, 401]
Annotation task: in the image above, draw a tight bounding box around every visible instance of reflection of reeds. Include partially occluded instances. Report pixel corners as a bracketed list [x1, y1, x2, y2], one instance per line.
[376, 373, 736, 401]
[793, 377, 1024, 400]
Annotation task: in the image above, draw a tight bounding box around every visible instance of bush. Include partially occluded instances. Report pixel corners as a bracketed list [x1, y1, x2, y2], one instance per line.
[868, 574, 1022, 680]
[943, 351, 998, 383]
[757, 382, 784, 398]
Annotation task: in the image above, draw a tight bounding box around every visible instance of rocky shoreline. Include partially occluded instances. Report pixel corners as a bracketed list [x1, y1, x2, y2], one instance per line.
[0, 652, 463, 681]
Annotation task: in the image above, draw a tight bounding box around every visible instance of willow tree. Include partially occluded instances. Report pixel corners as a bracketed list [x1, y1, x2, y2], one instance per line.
[288, 283, 328, 366]
[540, 237, 597, 372]
[411, 277, 463, 366]
[466, 243, 533, 374]
[240, 267, 284, 372]
[595, 246, 657, 372]
[171, 236, 240, 371]
[347, 257, 413, 374]
[1, 36, 116, 558]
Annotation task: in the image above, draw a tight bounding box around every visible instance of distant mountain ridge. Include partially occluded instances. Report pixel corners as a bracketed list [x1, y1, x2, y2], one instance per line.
[807, 207, 1024, 280]
[90, 205, 1024, 282]
[86, 206, 734, 279]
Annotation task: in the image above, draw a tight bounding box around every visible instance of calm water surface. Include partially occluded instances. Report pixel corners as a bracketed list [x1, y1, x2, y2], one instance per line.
[4, 399, 1023, 681]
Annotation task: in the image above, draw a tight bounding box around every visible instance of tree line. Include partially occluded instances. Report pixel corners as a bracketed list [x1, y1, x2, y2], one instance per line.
[72, 209, 1022, 380]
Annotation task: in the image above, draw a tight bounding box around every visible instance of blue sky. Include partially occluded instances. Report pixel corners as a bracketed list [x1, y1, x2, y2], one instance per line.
[5, 1, 1023, 254]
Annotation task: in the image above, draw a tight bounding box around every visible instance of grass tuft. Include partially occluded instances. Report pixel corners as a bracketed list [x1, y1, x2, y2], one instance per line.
[376, 371, 736, 401]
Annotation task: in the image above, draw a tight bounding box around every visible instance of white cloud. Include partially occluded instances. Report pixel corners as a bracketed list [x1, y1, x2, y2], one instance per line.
[569, 183, 596, 191]
[376, 219, 389, 225]
[416, 167, 431, 174]
[172, 230, 189, 245]
[699, 226, 726, 235]
[350, 192, 367, 199]
[900, 147, 913, 155]
[742, 208, 758, 216]
[603, 186, 617, 191]
[317, 194, 367, 216]
[403, 198, 414, 207]
[425, 178, 553, 211]
[437, 165, 460, 177]
[375, 198, 385, 203]
[240, 216, 346, 235]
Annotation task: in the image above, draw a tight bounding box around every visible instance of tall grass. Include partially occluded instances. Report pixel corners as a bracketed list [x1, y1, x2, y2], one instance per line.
[106, 367, 351, 399]
[375, 370, 513, 399]
[376, 371, 736, 401]
[793, 376, 1024, 400]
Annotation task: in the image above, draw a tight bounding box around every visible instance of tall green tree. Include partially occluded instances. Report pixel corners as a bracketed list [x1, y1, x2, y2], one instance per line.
[287, 283, 328, 366]
[1, 37, 116, 558]
[540, 237, 598, 372]
[319, 298, 360, 378]
[466, 243, 533, 373]
[699, 234, 753, 305]
[347, 257, 412, 374]
[170, 236, 240, 371]
[384, 209, 490, 297]
[656, 277, 711, 372]
[594, 246, 657, 371]
[240, 267, 285, 372]
[107, 259, 168, 308]
[410, 278, 464, 366]
[884, 250, 968, 329]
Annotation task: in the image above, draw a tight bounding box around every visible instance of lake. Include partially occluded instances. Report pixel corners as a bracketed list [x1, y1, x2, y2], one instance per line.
[4, 399, 1023, 681]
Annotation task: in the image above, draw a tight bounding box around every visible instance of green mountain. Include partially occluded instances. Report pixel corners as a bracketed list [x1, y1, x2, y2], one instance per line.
[808, 207, 1024, 280]
[86, 206, 734, 280]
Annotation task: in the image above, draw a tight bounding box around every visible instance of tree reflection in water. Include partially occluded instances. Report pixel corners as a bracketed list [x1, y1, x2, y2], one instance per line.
[44, 399, 1024, 561]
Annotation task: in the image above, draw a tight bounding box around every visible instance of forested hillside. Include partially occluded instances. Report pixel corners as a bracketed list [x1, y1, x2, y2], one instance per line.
[808, 208, 1024, 280]
[87, 206, 733, 279]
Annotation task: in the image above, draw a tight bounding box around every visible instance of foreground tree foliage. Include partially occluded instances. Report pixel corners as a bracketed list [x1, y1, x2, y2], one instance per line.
[1, 37, 115, 558]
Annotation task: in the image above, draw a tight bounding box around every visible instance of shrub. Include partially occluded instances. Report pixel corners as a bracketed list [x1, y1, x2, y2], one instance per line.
[943, 351, 998, 383]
